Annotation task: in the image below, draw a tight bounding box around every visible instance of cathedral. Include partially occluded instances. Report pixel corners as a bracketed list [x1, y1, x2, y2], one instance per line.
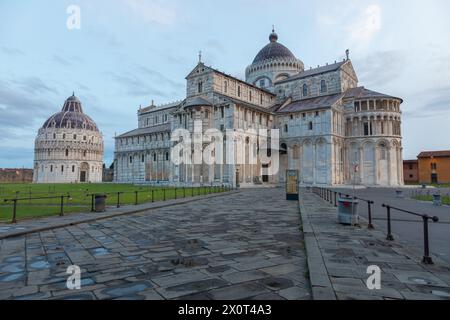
[114, 29, 404, 187]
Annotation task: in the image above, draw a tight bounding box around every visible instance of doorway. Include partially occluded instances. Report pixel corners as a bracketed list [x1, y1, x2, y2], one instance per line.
[80, 171, 87, 182]
[431, 173, 438, 184]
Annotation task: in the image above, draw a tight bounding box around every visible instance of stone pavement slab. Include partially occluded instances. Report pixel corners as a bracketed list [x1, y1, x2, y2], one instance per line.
[0, 188, 310, 300]
[299, 189, 450, 300]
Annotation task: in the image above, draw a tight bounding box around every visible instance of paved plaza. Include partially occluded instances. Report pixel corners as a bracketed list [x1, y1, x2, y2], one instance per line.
[0, 188, 311, 300]
[300, 190, 450, 300]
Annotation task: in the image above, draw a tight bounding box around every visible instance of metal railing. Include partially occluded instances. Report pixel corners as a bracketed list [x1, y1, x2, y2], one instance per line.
[4, 195, 71, 223]
[2, 185, 233, 224]
[382, 204, 439, 264]
[311, 186, 441, 265]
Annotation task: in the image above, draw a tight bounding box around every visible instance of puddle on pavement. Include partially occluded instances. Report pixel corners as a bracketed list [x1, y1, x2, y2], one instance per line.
[90, 248, 109, 257]
[432, 290, 450, 297]
[0, 263, 25, 273]
[103, 282, 149, 297]
[0, 272, 24, 282]
[409, 277, 430, 285]
[4, 256, 24, 263]
[29, 260, 51, 270]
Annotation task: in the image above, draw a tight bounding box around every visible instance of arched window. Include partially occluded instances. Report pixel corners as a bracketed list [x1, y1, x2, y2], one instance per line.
[141, 154, 145, 162]
[284, 124, 288, 133]
[65, 149, 69, 157]
[224, 81, 228, 93]
[380, 144, 387, 160]
[153, 153, 157, 161]
[237, 86, 241, 97]
[165, 152, 169, 161]
[198, 81, 203, 93]
[303, 84, 308, 97]
[320, 80, 327, 93]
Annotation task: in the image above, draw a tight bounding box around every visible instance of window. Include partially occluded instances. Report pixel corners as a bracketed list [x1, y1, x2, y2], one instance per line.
[61, 165, 64, 173]
[224, 81, 228, 93]
[302, 113, 306, 119]
[53, 133, 56, 139]
[83, 150, 87, 157]
[302, 84, 308, 97]
[141, 155, 145, 162]
[259, 79, 265, 87]
[364, 122, 370, 136]
[237, 86, 241, 97]
[130, 156, 133, 164]
[72, 166, 75, 173]
[164, 114, 168, 122]
[409, 174, 413, 178]
[50, 165, 53, 172]
[220, 106, 224, 118]
[73, 134, 77, 140]
[320, 80, 327, 93]
[205, 110, 209, 119]
[153, 154, 157, 161]
[409, 164, 413, 170]
[380, 144, 387, 160]
[260, 94, 263, 105]
[65, 149, 69, 157]
[315, 111, 319, 117]
[63, 134, 66, 139]
[198, 81, 203, 93]
[290, 115, 294, 120]
[309, 122, 313, 130]
[165, 152, 169, 161]
[83, 136, 87, 141]
[431, 163, 437, 170]
[284, 124, 288, 133]
[154, 116, 159, 124]
[249, 91, 252, 101]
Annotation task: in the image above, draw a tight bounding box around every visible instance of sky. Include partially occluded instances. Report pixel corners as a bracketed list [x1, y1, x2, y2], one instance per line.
[1, 0, 450, 168]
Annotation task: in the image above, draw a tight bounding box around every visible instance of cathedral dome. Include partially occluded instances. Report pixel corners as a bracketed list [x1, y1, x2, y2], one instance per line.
[252, 30, 297, 64]
[41, 94, 99, 132]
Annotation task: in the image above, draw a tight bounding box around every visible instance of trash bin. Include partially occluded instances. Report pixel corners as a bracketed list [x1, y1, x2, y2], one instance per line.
[94, 194, 107, 212]
[338, 197, 359, 225]
[433, 194, 442, 206]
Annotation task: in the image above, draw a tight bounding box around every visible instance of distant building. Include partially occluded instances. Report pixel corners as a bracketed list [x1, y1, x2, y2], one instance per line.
[0, 169, 33, 183]
[102, 163, 114, 182]
[403, 160, 419, 183]
[417, 151, 450, 184]
[33, 94, 104, 183]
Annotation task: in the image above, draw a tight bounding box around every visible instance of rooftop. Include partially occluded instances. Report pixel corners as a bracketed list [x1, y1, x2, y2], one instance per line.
[418, 151, 450, 158]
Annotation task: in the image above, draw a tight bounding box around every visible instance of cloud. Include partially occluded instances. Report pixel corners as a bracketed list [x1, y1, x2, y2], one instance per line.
[1, 46, 24, 56]
[11, 77, 59, 95]
[404, 86, 450, 119]
[348, 4, 382, 49]
[122, 0, 177, 26]
[354, 50, 406, 87]
[108, 71, 171, 98]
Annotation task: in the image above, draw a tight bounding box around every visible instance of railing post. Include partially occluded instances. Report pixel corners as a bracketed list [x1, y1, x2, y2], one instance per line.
[386, 205, 394, 241]
[12, 199, 17, 224]
[91, 194, 95, 212]
[117, 192, 121, 208]
[422, 216, 433, 265]
[60, 196, 64, 216]
[151, 190, 154, 203]
[183, 187, 186, 198]
[175, 188, 177, 199]
[367, 201, 374, 230]
[135, 191, 138, 205]
[334, 192, 337, 207]
[163, 189, 166, 201]
[192, 187, 194, 197]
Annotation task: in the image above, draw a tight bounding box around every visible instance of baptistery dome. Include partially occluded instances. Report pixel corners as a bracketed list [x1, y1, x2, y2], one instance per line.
[246, 29, 304, 92]
[33, 94, 104, 183]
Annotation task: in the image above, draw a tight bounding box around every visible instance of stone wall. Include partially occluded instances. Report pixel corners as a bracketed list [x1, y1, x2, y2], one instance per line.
[0, 169, 34, 183]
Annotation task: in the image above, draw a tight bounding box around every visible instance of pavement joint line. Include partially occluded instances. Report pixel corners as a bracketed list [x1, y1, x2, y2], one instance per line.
[0, 190, 240, 240]
[298, 194, 337, 300]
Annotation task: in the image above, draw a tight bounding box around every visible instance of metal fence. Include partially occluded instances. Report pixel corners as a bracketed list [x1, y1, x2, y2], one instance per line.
[312, 187, 440, 265]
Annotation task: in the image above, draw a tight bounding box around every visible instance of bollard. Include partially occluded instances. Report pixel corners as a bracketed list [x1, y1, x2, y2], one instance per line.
[12, 199, 18, 224]
[384, 205, 394, 241]
[367, 201, 374, 230]
[422, 216, 432, 264]
[60, 196, 65, 216]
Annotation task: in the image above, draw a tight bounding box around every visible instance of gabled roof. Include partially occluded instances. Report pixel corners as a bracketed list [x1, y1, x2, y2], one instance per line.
[274, 93, 344, 113]
[276, 60, 347, 84]
[214, 93, 274, 114]
[418, 151, 450, 158]
[116, 123, 171, 139]
[186, 62, 275, 96]
[344, 86, 403, 102]
[184, 96, 213, 108]
[139, 101, 182, 114]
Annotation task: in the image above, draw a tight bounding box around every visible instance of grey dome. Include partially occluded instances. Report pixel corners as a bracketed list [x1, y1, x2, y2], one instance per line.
[42, 94, 99, 132]
[253, 30, 296, 64]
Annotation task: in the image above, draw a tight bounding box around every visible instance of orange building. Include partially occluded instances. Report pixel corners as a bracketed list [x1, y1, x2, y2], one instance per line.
[403, 160, 419, 183]
[417, 151, 450, 184]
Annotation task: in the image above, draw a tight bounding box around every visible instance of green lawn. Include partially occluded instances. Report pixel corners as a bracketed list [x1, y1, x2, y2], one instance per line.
[0, 183, 227, 222]
[414, 195, 450, 205]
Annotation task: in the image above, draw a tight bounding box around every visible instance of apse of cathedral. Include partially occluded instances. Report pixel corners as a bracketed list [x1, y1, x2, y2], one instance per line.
[114, 29, 404, 187]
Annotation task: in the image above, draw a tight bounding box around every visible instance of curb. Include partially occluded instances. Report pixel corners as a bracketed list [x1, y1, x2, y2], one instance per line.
[0, 191, 240, 240]
[298, 193, 337, 300]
